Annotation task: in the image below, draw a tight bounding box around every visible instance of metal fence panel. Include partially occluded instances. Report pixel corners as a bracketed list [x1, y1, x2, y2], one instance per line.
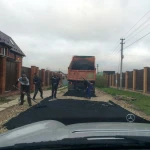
[45, 71, 48, 86]
[122, 73, 125, 88]
[117, 74, 120, 87]
[147, 68, 150, 92]
[136, 69, 143, 90]
[114, 75, 116, 86]
[128, 71, 133, 89]
[39, 70, 42, 79]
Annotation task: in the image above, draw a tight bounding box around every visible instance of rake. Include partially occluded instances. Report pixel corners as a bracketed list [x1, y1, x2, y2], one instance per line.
[13, 85, 47, 108]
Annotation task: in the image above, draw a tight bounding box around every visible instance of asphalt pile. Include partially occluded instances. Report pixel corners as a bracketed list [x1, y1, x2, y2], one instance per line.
[71, 59, 94, 70]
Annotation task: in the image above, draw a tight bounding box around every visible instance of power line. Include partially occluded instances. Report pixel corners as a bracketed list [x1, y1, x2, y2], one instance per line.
[100, 49, 120, 67]
[100, 44, 120, 65]
[102, 10, 150, 68]
[125, 17, 150, 39]
[123, 9, 150, 37]
[124, 31, 150, 50]
[99, 10, 150, 71]
[100, 42, 120, 62]
[99, 50, 120, 70]
[125, 23, 150, 43]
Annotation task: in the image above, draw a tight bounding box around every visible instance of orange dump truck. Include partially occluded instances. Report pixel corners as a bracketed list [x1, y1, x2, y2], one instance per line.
[67, 56, 96, 92]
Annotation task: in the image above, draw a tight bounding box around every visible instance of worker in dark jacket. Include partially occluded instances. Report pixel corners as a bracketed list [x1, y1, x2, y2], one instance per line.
[84, 80, 88, 97]
[33, 73, 43, 100]
[15, 74, 32, 106]
[51, 74, 60, 98]
[86, 81, 93, 99]
[84, 80, 93, 99]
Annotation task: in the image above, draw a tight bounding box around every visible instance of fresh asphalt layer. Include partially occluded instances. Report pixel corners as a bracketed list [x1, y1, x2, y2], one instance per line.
[4, 91, 150, 130]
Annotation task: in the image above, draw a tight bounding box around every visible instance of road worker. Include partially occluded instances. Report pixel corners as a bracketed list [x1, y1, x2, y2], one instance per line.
[51, 74, 60, 98]
[15, 74, 32, 106]
[33, 73, 43, 100]
[85, 81, 93, 99]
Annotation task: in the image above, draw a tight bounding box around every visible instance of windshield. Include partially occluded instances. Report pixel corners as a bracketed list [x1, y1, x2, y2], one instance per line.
[0, 0, 150, 148]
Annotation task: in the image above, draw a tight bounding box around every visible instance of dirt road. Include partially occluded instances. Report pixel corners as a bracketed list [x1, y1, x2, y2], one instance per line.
[0, 88, 150, 133]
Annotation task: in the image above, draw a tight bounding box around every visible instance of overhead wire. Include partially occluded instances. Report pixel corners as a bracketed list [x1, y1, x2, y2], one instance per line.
[100, 49, 120, 71]
[101, 10, 150, 67]
[125, 23, 150, 43]
[97, 43, 120, 70]
[125, 17, 150, 40]
[124, 31, 150, 50]
[99, 9, 150, 71]
[100, 44, 120, 64]
[123, 9, 150, 38]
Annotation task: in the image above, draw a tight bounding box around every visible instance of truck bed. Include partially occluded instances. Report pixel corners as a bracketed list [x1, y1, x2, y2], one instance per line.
[67, 56, 96, 92]
[67, 69, 96, 81]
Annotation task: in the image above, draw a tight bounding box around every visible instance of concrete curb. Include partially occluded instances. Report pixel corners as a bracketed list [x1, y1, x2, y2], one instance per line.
[0, 86, 67, 112]
[0, 90, 52, 112]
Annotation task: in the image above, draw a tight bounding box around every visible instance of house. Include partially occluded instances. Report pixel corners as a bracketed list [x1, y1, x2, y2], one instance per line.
[0, 31, 25, 94]
[103, 71, 115, 75]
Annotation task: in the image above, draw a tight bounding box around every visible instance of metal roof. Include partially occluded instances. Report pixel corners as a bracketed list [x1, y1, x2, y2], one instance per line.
[0, 31, 25, 56]
[73, 56, 95, 58]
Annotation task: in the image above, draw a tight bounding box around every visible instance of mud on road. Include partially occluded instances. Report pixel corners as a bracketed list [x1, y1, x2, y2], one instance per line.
[0, 88, 150, 133]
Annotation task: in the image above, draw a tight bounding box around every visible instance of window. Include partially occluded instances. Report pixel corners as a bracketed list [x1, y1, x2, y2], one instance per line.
[10, 39, 14, 45]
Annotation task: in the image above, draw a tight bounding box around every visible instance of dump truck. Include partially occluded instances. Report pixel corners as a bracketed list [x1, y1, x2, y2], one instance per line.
[67, 56, 96, 93]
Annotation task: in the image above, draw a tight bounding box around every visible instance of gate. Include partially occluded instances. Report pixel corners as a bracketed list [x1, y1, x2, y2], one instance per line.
[5, 60, 16, 91]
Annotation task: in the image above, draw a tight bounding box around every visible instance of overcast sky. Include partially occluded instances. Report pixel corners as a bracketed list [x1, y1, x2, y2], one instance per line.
[0, 0, 150, 73]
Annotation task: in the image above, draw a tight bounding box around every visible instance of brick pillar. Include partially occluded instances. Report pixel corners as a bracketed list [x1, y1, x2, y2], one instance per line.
[41, 69, 45, 86]
[125, 71, 128, 90]
[133, 69, 137, 91]
[16, 58, 22, 88]
[30, 66, 36, 91]
[143, 67, 148, 93]
[0, 57, 6, 94]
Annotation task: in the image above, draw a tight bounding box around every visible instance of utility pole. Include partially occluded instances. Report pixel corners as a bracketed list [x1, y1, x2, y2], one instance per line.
[97, 64, 99, 74]
[120, 38, 125, 89]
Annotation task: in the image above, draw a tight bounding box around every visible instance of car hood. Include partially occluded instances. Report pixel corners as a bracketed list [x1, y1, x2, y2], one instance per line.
[0, 120, 150, 147]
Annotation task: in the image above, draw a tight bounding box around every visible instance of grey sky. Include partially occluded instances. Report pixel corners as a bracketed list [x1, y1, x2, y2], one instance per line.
[0, 0, 150, 73]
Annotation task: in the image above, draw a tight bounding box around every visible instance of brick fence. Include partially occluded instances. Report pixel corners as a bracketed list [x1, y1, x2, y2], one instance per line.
[0, 63, 63, 96]
[21, 66, 63, 91]
[104, 67, 150, 94]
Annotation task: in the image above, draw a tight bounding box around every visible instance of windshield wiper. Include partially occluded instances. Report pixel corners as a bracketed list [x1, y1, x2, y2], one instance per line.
[1, 136, 150, 150]
[115, 135, 150, 143]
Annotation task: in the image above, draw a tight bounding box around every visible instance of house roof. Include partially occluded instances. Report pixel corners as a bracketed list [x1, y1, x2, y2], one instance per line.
[54, 71, 66, 75]
[0, 31, 25, 56]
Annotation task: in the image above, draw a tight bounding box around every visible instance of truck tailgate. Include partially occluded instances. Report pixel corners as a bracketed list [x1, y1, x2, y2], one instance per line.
[68, 69, 96, 81]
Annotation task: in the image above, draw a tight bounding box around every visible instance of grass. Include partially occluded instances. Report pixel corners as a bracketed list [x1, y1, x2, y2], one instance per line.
[46, 87, 52, 90]
[100, 87, 150, 115]
[0, 97, 12, 104]
[95, 75, 108, 88]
